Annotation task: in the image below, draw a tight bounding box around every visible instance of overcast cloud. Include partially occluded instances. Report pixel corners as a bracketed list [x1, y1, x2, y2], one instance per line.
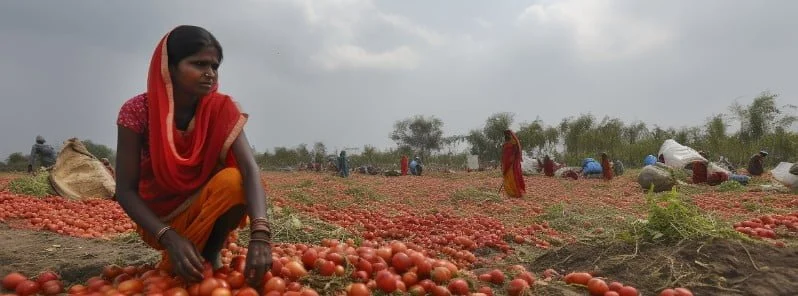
[1, 0, 797, 159]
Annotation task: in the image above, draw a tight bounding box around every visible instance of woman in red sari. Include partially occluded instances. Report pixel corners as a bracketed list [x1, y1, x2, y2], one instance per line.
[543, 155, 555, 177]
[501, 130, 526, 197]
[115, 26, 271, 288]
[400, 155, 409, 176]
[600, 152, 614, 181]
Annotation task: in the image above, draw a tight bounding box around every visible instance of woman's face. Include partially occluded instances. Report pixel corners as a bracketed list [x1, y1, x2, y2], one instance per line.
[172, 46, 220, 98]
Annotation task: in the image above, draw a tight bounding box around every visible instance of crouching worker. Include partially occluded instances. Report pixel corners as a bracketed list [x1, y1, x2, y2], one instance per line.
[114, 26, 272, 288]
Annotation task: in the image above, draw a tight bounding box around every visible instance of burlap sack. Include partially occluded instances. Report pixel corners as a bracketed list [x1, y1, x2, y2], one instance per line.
[48, 138, 116, 199]
[638, 164, 677, 192]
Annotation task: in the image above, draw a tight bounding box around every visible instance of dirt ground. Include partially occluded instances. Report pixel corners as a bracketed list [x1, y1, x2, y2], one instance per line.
[533, 237, 798, 296]
[0, 224, 159, 290]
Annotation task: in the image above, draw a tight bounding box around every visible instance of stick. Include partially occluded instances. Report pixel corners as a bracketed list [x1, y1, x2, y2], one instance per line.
[498, 183, 504, 195]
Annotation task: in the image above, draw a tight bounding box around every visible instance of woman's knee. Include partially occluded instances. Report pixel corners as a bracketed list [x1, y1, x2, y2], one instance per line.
[208, 168, 246, 202]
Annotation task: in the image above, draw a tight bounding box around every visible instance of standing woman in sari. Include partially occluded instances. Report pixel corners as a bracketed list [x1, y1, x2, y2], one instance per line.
[600, 152, 614, 181]
[501, 130, 526, 197]
[400, 155, 409, 176]
[115, 26, 271, 288]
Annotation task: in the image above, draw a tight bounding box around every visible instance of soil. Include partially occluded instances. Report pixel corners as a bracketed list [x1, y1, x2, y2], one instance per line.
[532, 237, 798, 296]
[0, 224, 159, 290]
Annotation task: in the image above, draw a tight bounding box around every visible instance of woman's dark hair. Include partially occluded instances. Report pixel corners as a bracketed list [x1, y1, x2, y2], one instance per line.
[166, 25, 223, 66]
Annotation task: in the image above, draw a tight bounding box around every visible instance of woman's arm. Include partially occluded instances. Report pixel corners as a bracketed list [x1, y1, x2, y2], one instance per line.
[231, 130, 272, 288]
[231, 131, 268, 220]
[115, 126, 204, 281]
[115, 127, 170, 238]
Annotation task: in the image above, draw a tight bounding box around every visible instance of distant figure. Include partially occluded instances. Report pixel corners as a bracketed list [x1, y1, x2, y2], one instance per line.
[747, 151, 768, 176]
[101, 158, 116, 179]
[338, 151, 350, 178]
[600, 152, 614, 181]
[501, 130, 526, 198]
[658, 154, 665, 163]
[543, 155, 555, 177]
[400, 155, 409, 176]
[28, 135, 57, 173]
[692, 160, 708, 184]
[410, 157, 422, 176]
[613, 160, 625, 176]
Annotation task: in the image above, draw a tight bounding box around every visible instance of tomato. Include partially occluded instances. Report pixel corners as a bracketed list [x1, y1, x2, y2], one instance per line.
[40, 280, 63, 296]
[225, 271, 245, 290]
[618, 286, 639, 296]
[659, 289, 677, 296]
[164, 287, 190, 296]
[447, 279, 469, 295]
[15, 280, 40, 296]
[117, 279, 144, 295]
[346, 283, 370, 296]
[375, 270, 397, 293]
[430, 267, 451, 284]
[608, 282, 624, 291]
[2, 272, 27, 290]
[674, 288, 694, 296]
[198, 278, 222, 296]
[301, 249, 318, 269]
[284, 261, 308, 281]
[264, 277, 286, 293]
[35, 271, 60, 286]
[391, 252, 412, 273]
[564, 272, 592, 286]
[586, 278, 609, 295]
[506, 279, 529, 296]
[234, 287, 258, 296]
[488, 269, 505, 284]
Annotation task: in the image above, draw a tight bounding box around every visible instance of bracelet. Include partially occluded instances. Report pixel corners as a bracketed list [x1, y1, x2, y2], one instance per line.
[248, 238, 271, 245]
[250, 217, 271, 235]
[155, 226, 172, 243]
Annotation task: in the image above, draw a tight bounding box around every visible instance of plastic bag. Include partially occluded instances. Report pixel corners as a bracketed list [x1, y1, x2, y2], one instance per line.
[657, 139, 707, 169]
[772, 162, 798, 188]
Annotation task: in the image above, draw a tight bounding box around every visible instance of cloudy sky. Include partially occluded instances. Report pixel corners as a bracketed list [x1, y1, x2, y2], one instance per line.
[1, 0, 797, 160]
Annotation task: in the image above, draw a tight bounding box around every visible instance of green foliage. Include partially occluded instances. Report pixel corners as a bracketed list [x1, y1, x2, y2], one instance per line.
[634, 189, 732, 242]
[450, 187, 501, 203]
[82, 139, 115, 162]
[9, 172, 54, 197]
[2, 152, 29, 172]
[717, 180, 745, 192]
[390, 115, 445, 159]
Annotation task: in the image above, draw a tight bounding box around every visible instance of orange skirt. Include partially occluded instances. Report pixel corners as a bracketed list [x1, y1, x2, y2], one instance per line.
[137, 168, 247, 272]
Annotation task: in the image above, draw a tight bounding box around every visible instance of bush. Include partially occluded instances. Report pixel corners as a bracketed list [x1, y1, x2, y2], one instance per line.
[8, 172, 54, 197]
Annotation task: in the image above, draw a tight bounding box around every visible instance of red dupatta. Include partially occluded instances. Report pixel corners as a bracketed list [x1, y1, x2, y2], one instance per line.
[139, 28, 247, 217]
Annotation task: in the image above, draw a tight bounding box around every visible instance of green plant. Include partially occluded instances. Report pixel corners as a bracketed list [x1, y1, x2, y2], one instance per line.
[634, 188, 733, 242]
[8, 172, 54, 197]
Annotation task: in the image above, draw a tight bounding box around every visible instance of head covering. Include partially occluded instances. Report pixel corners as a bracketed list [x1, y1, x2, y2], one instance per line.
[35, 135, 45, 144]
[141, 26, 247, 199]
[759, 150, 769, 156]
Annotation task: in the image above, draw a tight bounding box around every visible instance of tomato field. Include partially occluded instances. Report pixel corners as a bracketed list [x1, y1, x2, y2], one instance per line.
[1, 170, 798, 296]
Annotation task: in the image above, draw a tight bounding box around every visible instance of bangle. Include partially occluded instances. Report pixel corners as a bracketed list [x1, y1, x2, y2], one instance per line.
[250, 217, 271, 236]
[249, 238, 271, 245]
[156, 226, 172, 243]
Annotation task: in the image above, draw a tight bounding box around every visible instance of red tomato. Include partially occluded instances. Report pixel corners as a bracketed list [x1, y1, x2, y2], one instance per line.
[234, 287, 258, 296]
[447, 279, 469, 295]
[586, 278, 609, 295]
[346, 283, 370, 296]
[15, 280, 40, 296]
[2, 272, 27, 291]
[35, 271, 60, 286]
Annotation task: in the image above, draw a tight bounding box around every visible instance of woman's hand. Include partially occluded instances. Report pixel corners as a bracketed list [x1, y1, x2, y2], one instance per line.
[161, 231, 205, 283]
[244, 234, 273, 289]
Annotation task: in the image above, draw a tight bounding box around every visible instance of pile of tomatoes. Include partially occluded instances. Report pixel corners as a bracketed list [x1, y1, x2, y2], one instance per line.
[733, 213, 798, 246]
[560, 272, 693, 296]
[0, 193, 135, 238]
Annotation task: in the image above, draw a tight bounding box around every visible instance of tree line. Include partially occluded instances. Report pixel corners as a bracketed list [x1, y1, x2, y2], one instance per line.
[3, 91, 796, 172]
